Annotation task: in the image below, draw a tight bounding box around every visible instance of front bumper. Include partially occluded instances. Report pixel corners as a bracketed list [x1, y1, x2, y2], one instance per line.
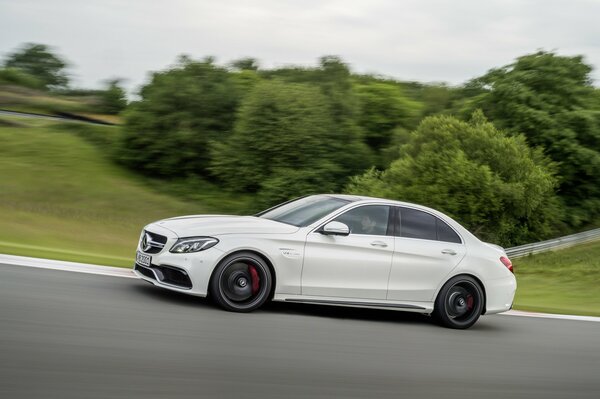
[134, 225, 225, 297]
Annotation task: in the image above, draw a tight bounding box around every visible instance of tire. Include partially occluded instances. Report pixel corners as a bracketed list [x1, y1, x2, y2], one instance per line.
[432, 275, 484, 329]
[209, 251, 273, 312]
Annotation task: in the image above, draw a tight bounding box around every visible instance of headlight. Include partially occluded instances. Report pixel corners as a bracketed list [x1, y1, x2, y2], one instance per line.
[170, 237, 219, 253]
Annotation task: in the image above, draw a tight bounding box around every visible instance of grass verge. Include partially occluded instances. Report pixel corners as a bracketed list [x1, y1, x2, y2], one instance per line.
[513, 240, 600, 316]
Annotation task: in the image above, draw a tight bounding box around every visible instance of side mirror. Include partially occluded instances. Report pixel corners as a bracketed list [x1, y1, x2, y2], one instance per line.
[320, 221, 350, 236]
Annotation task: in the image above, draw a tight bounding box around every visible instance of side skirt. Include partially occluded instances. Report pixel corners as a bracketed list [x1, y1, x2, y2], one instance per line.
[275, 296, 432, 313]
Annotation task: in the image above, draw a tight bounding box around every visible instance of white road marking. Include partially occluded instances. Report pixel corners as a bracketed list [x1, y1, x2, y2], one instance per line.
[0, 253, 136, 279]
[500, 309, 600, 323]
[2, 253, 600, 323]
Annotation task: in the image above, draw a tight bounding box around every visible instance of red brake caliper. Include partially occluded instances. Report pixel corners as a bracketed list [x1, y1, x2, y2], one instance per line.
[248, 265, 260, 295]
[466, 295, 474, 311]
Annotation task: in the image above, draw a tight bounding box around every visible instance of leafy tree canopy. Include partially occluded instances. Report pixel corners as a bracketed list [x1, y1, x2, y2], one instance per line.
[119, 57, 240, 177]
[98, 79, 127, 115]
[3, 43, 69, 89]
[211, 80, 354, 205]
[466, 51, 600, 226]
[346, 111, 562, 246]
[354, 81, 421, 166]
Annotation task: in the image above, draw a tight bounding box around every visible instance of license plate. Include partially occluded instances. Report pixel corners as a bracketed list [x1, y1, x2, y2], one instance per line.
[136, 251, 151, 267]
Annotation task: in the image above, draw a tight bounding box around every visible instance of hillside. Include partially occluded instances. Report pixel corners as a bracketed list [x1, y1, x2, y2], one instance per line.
[0, 116, 246, 266]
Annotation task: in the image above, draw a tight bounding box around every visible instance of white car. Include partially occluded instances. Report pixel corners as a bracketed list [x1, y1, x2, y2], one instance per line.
[134, 194, 516, 329]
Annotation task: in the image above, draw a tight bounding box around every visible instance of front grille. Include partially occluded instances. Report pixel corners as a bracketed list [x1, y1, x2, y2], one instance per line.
[140, 230, 168, 254]
[135, 263, 192, 290]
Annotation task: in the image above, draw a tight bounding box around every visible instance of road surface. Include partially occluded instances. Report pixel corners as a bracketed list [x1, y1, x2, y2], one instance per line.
[1, 264, 598, 398]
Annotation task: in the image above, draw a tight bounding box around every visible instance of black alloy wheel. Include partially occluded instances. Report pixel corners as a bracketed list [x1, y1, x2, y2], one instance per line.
[433, 275, 484, 329]
[210, 252, 272, 312]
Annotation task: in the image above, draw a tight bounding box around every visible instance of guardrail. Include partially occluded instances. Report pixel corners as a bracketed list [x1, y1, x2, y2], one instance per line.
[506, 227, 600, 258]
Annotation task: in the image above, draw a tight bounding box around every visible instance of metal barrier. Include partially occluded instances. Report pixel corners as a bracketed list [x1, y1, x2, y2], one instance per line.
[505, 227, 600, 258]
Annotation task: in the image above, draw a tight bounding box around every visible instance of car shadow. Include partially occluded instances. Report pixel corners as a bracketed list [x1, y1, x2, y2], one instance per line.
[261, 300, 433, 326]
[130, 279, 504, 331]
[131, 280, 433, 326]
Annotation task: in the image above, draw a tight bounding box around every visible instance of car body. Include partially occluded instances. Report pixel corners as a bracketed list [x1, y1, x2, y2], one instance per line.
[133, 194, 516, 328]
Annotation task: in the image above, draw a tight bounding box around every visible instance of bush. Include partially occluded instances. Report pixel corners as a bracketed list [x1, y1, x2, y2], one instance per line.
[211, 80, 349, 204]
[346, 111, 563, 246]
[0, 68, 45, 90]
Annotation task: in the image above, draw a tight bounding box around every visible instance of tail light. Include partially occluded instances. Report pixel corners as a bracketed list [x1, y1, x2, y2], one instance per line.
[500, 256, 513, 273]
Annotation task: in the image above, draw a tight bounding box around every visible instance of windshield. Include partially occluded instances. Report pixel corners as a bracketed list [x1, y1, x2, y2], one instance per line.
[258, 195, 351, 227]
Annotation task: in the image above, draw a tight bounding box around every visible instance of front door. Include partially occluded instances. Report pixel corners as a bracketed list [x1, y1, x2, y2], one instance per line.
[302, 205, 394, 300]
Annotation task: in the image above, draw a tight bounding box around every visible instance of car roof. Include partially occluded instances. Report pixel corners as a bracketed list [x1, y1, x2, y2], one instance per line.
[325, 193, 422, 208]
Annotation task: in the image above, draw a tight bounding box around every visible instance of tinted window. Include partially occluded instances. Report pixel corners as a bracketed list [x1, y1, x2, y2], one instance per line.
[259, 195, 351, 227]
[436, 218, 462, 243]
[398, 207, 462, 243]
[334, 205, 390, 236]
[400, 208, 436, 240]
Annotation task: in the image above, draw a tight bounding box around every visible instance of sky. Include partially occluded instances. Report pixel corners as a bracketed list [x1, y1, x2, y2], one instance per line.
[1, 0, 600, 93]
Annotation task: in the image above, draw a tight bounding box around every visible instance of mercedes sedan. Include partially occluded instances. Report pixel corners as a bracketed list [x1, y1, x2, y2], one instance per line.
[133, 194, 516, 329]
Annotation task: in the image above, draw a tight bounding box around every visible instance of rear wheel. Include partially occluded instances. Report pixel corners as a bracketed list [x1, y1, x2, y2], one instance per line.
[432, 275, 484, 329]
[210, 252, 272, 312]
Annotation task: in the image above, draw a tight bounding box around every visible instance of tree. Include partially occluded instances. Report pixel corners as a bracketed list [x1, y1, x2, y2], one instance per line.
[119, 57, 240, 177]
[346, 112, 562, 246]
[3, 43, 69, 89]
[98, 79, 127, 114]
[259, 56, 373, 177]
[354, 80, 421, 166]
[211, 80, 346, 205]
[230, 57, 259, 71]
[466, 51, 600, 226]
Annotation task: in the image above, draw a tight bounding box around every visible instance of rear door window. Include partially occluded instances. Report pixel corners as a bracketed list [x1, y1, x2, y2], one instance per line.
[397, 207, 462, 243]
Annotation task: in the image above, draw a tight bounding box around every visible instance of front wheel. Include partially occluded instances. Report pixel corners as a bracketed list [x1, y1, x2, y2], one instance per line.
[209, 252, 272, 312]
[432, 276, 484, 329]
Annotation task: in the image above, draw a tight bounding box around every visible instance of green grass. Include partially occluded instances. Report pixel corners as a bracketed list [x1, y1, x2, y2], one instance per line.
[513, 241, 600, 316]
[0, 116, 249, 267]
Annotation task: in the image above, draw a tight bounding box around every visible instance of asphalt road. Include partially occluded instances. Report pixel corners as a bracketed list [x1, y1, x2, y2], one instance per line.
[1, 264, 598, 399]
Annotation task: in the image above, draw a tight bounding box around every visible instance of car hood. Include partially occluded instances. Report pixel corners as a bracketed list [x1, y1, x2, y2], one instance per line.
[151, 215, 299, 237]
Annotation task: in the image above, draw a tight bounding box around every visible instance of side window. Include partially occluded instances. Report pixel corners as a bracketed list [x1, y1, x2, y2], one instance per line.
[436, 218, 462, 243]
[399, 208, 436, 240]
[398, 207, 462, 243]
[333, 205, 390, 236]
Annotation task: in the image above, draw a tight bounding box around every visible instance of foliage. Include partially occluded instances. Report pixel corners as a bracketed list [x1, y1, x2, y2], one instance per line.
[230, 57, 259, 71]
[466, 51, 600, 226]
[211, 80, 345, 205]
[119, 57, 240, 177]
[354, 80, 421, 166]
[260, 56, 373, 176]
[3, 43, 69, 89]
[0, 67, 45, 89]
[98, 79, 127, 114]
[346, 112, 562, 246]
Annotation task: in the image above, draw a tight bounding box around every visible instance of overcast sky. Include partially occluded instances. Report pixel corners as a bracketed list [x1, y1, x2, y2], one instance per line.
[1, 0, 599, 92]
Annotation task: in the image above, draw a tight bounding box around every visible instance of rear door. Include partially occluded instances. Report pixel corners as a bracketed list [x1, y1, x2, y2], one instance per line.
[387, 207, 466, 302]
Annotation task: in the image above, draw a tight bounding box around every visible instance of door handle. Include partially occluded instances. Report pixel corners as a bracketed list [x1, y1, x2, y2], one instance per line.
[370, 241, 388, 248]
[441, 249, 457, 255]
